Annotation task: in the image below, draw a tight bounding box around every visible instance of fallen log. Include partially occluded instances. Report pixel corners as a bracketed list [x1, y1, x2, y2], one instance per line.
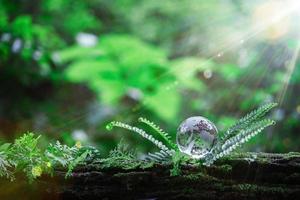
[1, 152, 300, 200]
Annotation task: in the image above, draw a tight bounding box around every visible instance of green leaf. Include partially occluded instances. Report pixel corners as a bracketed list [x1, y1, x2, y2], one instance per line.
[224, 102, 277, 141]
[0, 143, 11, 152]
[171, 57, 212, 91]
[145, 85, 180, 122]
[65, 59, 120, 83]
[219, 63, 243, 82]
[12, 15, 33, 39]
[58, 45, 104, 63]
[138, 117, 177, 150]
[92, 79, 126, 104]
[100, 34, 167, 70]
[66, 150, 90, 178]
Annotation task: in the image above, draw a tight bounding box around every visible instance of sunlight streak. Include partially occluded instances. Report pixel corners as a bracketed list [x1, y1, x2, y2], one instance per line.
[277, 42, 300, 105]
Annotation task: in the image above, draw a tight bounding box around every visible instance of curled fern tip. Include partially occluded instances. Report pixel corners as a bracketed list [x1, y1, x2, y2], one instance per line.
[106, 122, 114, 131]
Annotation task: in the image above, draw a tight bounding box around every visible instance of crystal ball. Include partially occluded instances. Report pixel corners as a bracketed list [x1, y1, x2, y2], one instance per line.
[176, 116, 218, 159]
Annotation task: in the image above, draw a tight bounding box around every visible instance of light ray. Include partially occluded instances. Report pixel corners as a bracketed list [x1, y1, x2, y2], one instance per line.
[277, 41, 300, 105]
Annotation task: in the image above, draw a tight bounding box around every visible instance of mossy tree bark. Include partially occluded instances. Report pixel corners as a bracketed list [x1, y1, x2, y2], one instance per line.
[1, 152, 300, 199]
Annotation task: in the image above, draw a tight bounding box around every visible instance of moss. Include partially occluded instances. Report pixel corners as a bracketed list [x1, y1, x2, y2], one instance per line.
[112, 171, 148, 178]
[234, 183, 253, 191]
[97, 155, 142, 170]
[34, 152, 300, 199]
[183, 173, 205, 181]
[170, 152, 187, 176]
[233, 183, 286, 194]
[215, 164, 232, 173]
[182, 187, 195, 194]
[182, 172, 219, 183]
[139, 161, 155, 169]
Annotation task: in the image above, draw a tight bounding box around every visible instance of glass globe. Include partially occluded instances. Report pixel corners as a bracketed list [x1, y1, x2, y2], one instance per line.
[176, 116, 218, 159]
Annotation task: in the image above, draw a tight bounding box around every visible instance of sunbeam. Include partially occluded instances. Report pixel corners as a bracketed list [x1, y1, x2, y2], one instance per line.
[277, 42, 300, 105]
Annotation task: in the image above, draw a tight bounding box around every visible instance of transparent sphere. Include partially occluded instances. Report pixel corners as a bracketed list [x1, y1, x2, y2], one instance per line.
[176, 116, 218, 159]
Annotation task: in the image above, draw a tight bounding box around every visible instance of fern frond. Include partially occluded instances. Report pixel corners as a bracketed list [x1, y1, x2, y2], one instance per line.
[45, 141, 78, 167]
[0, 152, 13, 180]
[145, 150, 172, 162]
[9, 133, 44, 182]
[0, 143, 13, 180]
[65, 150, 90, 178]
[204, 119, 275, 166]
[99, 140, 141, 170]
[222, 102, 277, 141]
[138, 117, 177, 150]
[107, 121, 175, 155]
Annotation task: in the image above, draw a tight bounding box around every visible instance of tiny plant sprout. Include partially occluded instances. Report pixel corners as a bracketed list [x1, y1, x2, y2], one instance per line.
[106, 123, 113, 131]
[32, 166, 42, 178]
[0, 133, 96, 181]
[46, 162, 52, 168]
[107, 102, 277, 166]
[75, 141, 82, 149]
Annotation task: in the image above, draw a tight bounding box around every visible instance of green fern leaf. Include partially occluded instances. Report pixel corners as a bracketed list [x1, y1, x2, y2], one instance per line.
[205, 119, 275, 166]
[107, 121, 174, 155]
[138, 117, 177, 150]
[145, 150, 172, 162]
[0, 151, 13, 180]
[222, 102, 277, 141]
[66, 150, 90, 178]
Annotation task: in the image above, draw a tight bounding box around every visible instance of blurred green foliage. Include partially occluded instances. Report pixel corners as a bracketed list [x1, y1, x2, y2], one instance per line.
[61, 34, 178, 121]
[0, 0, 300, 154]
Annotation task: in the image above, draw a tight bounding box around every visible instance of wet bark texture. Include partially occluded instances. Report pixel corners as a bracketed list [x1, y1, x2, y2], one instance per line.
[2, 152, 300, 200]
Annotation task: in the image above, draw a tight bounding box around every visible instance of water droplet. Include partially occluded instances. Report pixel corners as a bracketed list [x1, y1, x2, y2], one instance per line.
[51, 52, 61, 63]
[127, 88, 143, 101]
[1, 33, 11, 42]
[106, 123, 113, 131]
[217, 52, 224, 57]
[176, 116, 218, 159]
[203, 69, 213, 79]
[76, 32, 98, 47]
[33, 50, 42, 61]
[12, 39, 22, 53]
[72, 129, 88, 142]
